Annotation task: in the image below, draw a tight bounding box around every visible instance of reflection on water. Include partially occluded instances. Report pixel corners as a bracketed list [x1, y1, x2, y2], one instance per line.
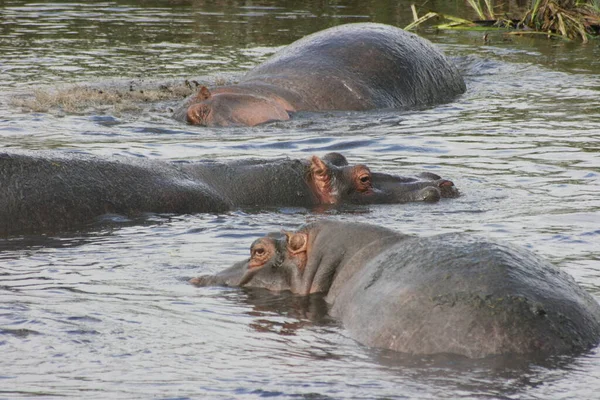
[1, 0, 600, 399]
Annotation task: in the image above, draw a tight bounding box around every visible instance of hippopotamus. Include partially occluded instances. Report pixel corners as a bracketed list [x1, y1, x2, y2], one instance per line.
[191, 220, 600, 358]
[0, 151, 457, 236]
[174, 23, 466, 126]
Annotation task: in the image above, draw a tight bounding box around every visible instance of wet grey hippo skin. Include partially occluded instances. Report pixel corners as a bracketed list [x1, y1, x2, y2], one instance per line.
[0, 151, 457, 236]
[191, 220, 600, 358]
[174, 23, 466, 126]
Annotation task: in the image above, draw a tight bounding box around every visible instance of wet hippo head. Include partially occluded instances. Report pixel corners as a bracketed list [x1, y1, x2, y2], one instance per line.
[190, 221, 402, 294]
[189, 232, 300, 292]
[306, 153, 459, 204]
[186, 86, 291, 127]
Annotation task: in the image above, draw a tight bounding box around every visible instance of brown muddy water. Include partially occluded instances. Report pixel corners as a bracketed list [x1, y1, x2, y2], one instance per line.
[1, 1, 600, 399]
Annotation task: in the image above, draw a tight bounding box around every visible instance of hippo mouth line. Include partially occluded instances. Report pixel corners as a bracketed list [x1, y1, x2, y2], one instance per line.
[239, 264, 258, 286]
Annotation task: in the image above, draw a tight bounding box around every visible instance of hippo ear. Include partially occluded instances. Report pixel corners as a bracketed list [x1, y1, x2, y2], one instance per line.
[309, 156, 336, 203]
[310, 156, 328, 178]
[196, 86, 212, 101]
[284, 231, 308, 255]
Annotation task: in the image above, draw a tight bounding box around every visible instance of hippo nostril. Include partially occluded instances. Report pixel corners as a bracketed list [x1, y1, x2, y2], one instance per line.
[438, 180, 454, 187]
[419, 187, 441, 202]
[189, 276, 208, 286]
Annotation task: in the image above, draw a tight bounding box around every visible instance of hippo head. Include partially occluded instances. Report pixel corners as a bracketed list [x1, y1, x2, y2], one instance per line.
[306, 153, 458, 204]
[186, 86, 291, 127]
[190, 232, 301, 292]
[190, 220, 403, 294]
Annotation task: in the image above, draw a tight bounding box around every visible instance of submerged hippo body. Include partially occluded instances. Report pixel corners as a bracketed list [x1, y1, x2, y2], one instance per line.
[0, 151, 457, 236]
[192, 221, 600, 358]
[175, 23, 466, 126]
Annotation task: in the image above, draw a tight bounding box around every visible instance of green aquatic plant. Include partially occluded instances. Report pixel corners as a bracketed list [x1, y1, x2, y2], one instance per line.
[404, 4, 482, 31]
[465, 0, 496, 20]
[406, 0, 600, 42]
[521, 0, 600, 42]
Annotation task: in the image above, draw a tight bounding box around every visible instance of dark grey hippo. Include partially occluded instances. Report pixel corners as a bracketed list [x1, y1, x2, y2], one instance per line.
[174, 23, 465, 126]
[0, 151, 457, 236]
[191, 220, 600, 358]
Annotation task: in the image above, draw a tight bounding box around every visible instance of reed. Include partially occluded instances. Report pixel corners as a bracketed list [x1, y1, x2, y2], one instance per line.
[521, 0, 600, 42]
[465, 0, 496, 19]
[406, 0, 600, 41]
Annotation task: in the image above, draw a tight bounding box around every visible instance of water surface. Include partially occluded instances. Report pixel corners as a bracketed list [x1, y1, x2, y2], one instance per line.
[1, 1, 600, 399]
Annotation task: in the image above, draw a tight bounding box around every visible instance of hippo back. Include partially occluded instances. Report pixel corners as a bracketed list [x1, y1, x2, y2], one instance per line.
[243, 23, 466, 111]
[0, 151, 231, 235]
[330, 233, 600, 358]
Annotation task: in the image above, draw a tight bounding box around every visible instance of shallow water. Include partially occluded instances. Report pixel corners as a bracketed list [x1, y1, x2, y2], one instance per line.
[1, 1, 600, 399]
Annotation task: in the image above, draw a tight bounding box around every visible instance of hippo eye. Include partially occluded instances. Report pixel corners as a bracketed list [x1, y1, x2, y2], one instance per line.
[248, 242, 273, 269]
[357, 174, 371, 190]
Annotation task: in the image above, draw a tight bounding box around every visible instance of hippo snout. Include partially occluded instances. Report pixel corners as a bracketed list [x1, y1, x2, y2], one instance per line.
[190, 259, 254, 288]
[414, 180, 458, 202]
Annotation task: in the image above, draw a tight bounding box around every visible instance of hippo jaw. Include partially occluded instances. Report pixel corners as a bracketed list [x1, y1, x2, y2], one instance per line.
[188, 259, 250, 287]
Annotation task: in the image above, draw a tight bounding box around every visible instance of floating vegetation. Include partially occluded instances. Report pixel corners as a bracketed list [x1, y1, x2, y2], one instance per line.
[406, 0, 600, 42]
[10, 79, 198, 115]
